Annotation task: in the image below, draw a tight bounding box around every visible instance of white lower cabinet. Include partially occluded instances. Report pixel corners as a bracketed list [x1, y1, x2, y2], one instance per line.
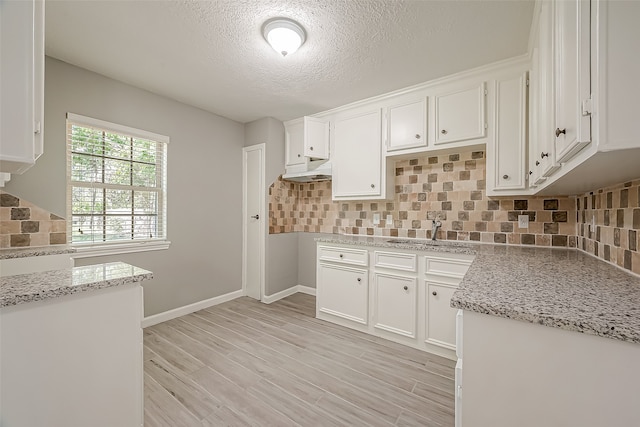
[316, 242, 474, 359]
[425, 282, 458, 349]
[373, 273, 417, 338]
[317, 263, 368, 325]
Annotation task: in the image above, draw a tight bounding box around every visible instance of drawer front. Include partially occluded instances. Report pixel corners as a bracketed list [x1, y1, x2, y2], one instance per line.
[318, 245, 368, 266]
[425, 256, 471, 279]
[374, 251, 417, 272]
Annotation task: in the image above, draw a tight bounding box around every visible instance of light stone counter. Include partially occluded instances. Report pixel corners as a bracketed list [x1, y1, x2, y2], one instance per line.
[316, 235, 640, 344]
[0, 245, 75, 260]
[0, 262, 153, 307]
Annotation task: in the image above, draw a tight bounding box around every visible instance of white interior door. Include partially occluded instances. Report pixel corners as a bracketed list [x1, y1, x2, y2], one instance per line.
[242, 144, 265, 300]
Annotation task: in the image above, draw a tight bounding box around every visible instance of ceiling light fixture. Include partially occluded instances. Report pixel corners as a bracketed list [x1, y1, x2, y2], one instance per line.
[262, 18, 306, 57]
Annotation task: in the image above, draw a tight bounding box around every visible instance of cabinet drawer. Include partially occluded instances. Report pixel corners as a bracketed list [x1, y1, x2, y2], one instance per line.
[425, 256, 471, 279]
[318, 246, 368, 266]
[374, 251, 417, 272]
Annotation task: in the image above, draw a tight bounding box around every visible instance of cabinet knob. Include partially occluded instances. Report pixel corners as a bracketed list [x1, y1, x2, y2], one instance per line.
[339, 254, 343, 258]
[432, 291, 437, 296]
[403, 286, 408, 291]
[309, 146, 314, 151]
[441, 129, 448, 135]
[535, 160, 540, 166]
[415, 134, 421, 139]
[555, 128, 566, 137]
[529, 170, 533, 175]
[371, 184, 375, 188]
[541, 152, 549, 158]
[297, 154, 301, 157]
[357, 277, 362, 282]
[251, 214, 260, 220]
[503, 174, 509, 179]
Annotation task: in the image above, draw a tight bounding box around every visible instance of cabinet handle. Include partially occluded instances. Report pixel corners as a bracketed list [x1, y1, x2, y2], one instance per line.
[555, 128, 566, 137]
[309, 146, 314, 151]
[403, 286, 408, 291]
[415, 134, 421, 139]
[541, 152, 549, 158]
[432, 291, 437, 296]
[371, 184, 375, 188]
[503, 174, 509, 179]
[357, 278, 362, 282]
[535, 160, 540, 166]
[441, 129, 448, 135]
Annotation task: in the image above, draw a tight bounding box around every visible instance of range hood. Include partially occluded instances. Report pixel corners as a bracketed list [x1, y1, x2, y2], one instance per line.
[282, 160, 332, 183]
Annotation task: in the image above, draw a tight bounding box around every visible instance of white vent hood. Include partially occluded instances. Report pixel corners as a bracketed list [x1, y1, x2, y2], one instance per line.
[282, 160, 332, 183]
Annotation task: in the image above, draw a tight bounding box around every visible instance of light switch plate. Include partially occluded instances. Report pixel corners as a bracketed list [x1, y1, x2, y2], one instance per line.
[373, 213, 380, 225]
[518, 215, 529, 229]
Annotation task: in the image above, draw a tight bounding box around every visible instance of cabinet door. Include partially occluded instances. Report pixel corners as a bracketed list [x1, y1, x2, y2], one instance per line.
[554, 0, 590, 163]
[434, 82, 486, 145]
[285, 119, 305, 167]
[373, 273, 417, 338]
[489, 72, 527, 192]
[425, 282, 458, 350]
[386, 99, 427, 152]
[0, 0, 44, 174]
[332, 110, 382, 198]
[317, 263, 368, 325]
[303, 116, 329, 159]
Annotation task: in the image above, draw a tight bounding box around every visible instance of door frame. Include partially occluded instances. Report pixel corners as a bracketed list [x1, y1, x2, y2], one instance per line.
[242, 143, 266, 301]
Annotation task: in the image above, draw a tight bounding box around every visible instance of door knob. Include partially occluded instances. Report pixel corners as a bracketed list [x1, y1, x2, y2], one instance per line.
[251, 214, 259, 219]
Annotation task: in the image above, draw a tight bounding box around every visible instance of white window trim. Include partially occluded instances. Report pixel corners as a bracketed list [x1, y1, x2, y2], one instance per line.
[66, 112, 170, 256]
[71, 240, 171, 259]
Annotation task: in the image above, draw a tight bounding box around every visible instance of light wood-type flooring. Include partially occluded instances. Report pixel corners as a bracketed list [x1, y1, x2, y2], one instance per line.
[144, 293, 455, 426]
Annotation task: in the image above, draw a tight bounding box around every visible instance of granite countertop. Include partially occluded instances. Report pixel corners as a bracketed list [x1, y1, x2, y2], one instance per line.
[316, 235, 640, 345]
[0, 262, 153, 308]
[0, 245, 76, 260]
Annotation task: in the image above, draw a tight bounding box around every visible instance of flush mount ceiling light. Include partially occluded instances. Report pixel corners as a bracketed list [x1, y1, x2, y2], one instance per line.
[262, 18, 306, 57]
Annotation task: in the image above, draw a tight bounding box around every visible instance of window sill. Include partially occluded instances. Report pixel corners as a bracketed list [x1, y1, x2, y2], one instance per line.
[71, 240, 171, 259]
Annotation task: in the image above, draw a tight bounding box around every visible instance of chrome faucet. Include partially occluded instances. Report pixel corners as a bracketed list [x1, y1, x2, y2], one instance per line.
[431, 220, 442, 240]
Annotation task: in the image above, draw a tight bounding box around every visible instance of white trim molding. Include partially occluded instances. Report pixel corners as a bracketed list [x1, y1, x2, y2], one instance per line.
[142, 289, 243, 328]
[262, 285, 316, 304]
[71, 240, 171, 259]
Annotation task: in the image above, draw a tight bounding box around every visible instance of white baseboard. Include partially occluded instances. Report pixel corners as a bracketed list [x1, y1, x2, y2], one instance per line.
[142, 289, 244, 328]
[262, 284, 316, 304]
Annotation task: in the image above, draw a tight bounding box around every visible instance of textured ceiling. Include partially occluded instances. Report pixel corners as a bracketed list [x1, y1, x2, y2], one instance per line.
[45, 0, 535, 123]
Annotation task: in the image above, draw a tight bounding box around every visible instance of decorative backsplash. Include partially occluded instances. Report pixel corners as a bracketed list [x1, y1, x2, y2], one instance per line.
[269, 149, 576, 247]
[0, 191, 67, 248]
[269, 148, 640, 274]
[576, 180, 640, 275]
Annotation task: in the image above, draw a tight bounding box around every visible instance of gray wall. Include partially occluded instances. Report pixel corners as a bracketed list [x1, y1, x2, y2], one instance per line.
[298, 232, 329, 289]
[5, 57, 245, 316]
[244, 117, 298, 296]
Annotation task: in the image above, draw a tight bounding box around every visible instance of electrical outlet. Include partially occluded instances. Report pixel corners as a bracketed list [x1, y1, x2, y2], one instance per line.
[386, 214, 393, 226]
[518, 215, 529, 229]
[373, 213, 380, 225]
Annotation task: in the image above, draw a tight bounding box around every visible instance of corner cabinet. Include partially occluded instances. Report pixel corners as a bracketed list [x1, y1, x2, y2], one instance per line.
[0, 0, 45, 174]
[332, 109, 392, 200]
[316, 242, 474, 360]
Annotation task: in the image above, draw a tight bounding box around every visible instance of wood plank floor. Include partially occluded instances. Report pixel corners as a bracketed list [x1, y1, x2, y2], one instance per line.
[144, 293, 455, 427]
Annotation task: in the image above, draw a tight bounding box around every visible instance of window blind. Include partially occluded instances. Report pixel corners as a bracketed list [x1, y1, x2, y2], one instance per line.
[66, 113, 168, 245]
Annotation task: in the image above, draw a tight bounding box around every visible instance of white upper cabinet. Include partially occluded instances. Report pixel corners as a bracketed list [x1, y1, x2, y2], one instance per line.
[553, 0, 591, 163]
[434, 82, 487, 146]
[487, 72, 528, 195]
[332, 109, 391, 200]
[0, 0, 45, 174]
[284, 116, 329, 169]
[386, 99, 427, 152]
[302, 116, 329, 159]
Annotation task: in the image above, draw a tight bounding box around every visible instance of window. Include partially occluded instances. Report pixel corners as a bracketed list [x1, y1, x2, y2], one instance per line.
[66, 113, 168, 253]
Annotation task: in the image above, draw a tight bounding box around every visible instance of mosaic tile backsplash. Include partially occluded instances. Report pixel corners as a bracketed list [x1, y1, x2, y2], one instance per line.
[576, 180, 640, 275]
[0, 191, 67, 248]
[269, 148, 639, 275]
